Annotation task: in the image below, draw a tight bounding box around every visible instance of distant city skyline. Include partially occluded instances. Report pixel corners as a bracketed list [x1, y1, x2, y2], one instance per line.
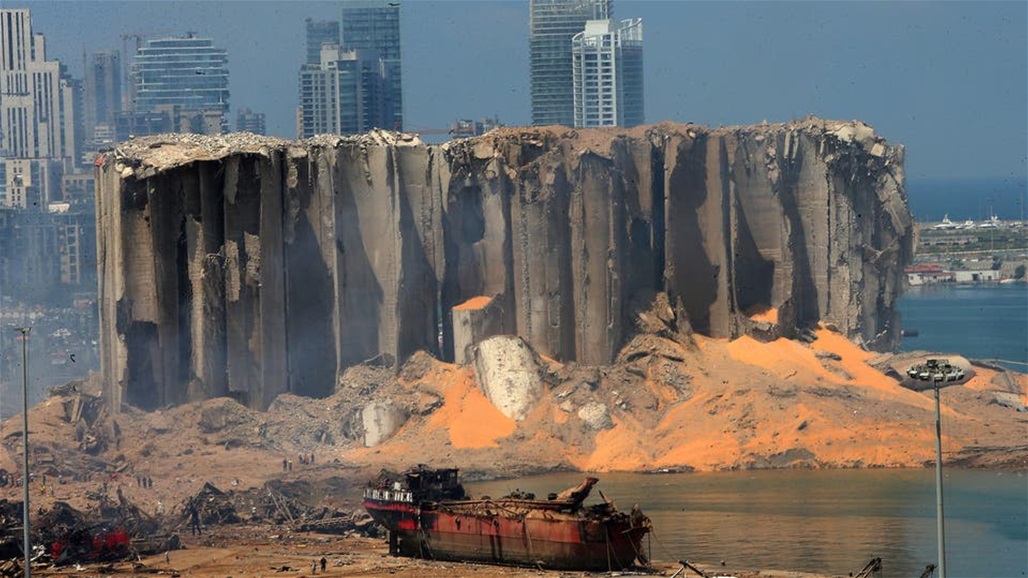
[6, 0, 1027, 183]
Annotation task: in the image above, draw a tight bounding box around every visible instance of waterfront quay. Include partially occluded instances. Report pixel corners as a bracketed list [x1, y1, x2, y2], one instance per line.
[907, 218, 1027, 285]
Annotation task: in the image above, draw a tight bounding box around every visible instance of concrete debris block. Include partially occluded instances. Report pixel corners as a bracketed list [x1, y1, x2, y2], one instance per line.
[451, 295, 505, 365]
[473, 140, 495, 160]
[989, 391, 1024, 411]
[853, 122, 876, 146]
[577, 402, 614, 430]
[472, 336, 544, 421]
[831, 125, 857, 143]
[628, 291, 688, 342]
[361, 400, 408, 447]
[95, 121, 913, 412]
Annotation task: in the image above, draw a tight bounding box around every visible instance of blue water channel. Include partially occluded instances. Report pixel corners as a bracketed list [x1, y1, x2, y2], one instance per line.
[470, 469, 1027, 578]
[899, 283, 1028, 372]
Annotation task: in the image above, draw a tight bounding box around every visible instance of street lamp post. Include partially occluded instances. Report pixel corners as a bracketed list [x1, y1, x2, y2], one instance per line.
[14, 326, 31, 578]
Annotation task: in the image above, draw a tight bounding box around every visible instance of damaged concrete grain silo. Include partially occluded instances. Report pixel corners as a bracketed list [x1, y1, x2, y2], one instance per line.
[95, 119, 913, 411]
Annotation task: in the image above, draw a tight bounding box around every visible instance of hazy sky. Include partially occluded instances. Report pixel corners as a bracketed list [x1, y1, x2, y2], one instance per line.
[12, 0, 1028, 182]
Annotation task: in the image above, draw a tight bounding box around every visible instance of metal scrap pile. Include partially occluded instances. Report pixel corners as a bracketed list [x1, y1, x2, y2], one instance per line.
[183, 482, 242, 526]
[92, 494, 161, 537]
[0, 500, 129, 567]
[0, 500, 24, 560]
[0, 494, 178, 568]
[173, 480, 381, 537]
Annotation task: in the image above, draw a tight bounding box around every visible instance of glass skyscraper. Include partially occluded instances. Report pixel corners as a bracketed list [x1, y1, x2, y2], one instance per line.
[572, 18, 643, 128]
[341, 0, 402, 131]
[529, 0, 611, 127]
[306, 18, 341, 65]
[132, 34, 229, 133]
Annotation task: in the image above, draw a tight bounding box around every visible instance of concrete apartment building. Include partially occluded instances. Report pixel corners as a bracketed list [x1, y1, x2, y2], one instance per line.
[529, 0, 611, 127]
[572, 18, 643, 128]
[0, 9, 79, 162]
[236, 108, 267, 135]
[0, 9, 95, 295]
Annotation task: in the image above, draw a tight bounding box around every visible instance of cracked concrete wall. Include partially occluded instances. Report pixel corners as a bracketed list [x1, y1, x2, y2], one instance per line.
[96, 120, 912, 411]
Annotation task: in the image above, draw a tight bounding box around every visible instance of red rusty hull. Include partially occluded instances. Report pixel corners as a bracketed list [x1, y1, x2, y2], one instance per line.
[364, 499, 648, 570]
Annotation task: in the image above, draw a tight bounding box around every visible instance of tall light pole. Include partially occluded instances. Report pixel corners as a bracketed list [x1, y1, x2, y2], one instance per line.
[907, 358, 949, 578]
[933, 380, 947, 578]
[14, 326, 31, 578]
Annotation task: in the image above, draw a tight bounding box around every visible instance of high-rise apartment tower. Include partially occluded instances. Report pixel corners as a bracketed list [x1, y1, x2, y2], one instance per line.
[84, 51, 122, 150]
[529, 0, 611, 127]
[340, 0, 402, 130]
[572, 18, 643, 128]
[132, 34, 229, 134]
[299, 45, 391, 137]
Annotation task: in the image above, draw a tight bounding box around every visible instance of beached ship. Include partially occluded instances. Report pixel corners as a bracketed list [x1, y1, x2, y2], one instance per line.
[362, 466, 651, 570]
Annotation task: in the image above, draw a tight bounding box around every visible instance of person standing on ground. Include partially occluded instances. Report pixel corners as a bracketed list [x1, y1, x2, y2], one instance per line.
[189, 503, 202, 536]
[319, 556, 326, 572]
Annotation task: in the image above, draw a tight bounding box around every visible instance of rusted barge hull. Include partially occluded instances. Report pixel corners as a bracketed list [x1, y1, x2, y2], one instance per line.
[365, 500, 648, 569]
[363, 468, 651, 571]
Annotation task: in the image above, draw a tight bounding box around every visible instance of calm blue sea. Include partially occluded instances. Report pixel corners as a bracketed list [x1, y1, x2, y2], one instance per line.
[899, 284, 1028, 372]
[906, 177, 1027, 222]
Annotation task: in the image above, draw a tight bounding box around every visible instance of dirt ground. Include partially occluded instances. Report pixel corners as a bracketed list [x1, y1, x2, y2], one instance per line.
[27, 529, 836, 578]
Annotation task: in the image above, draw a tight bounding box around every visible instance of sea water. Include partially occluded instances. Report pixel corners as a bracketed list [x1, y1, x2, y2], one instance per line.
[899, 283, 1028, 372]
[470, 469, 1027, 578]
[905, 177, 1026, 222]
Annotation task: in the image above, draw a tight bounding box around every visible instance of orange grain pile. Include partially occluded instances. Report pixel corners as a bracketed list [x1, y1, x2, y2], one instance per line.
[573, 421, 650, 471]
[425, 368, 515, 448]
[453, 295, 493, 311]
[749, 307, 779, 324]
[726, 335, 832, 380]
[810, 329, 937, 412]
